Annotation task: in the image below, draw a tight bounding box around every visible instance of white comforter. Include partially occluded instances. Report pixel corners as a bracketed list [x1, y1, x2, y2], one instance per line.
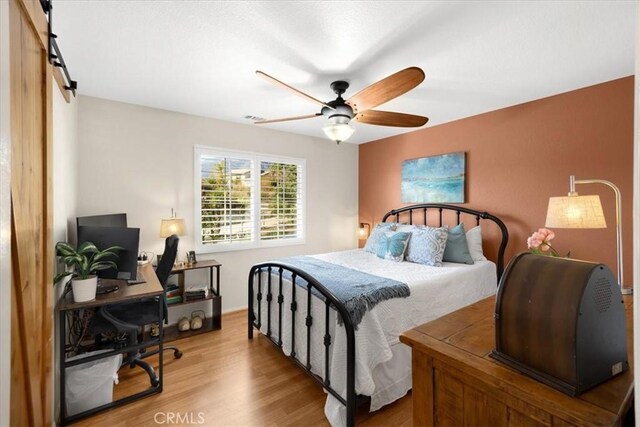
[253, 249, 497, 426]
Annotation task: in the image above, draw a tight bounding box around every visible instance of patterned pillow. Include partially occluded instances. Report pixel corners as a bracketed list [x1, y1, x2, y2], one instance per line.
[405, 226, 449, 266]
[376, 231, 411, 262]
[364, 223, 396, 254]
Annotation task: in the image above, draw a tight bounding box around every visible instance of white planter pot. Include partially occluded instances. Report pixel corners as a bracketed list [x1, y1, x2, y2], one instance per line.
[71, 276, 97, 302]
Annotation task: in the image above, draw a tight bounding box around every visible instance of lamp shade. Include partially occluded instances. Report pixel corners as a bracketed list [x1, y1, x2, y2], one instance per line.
[358, 222, 370, 238]
[160, 217, 186, 237]
[545, 195, 606, 229]
[323, 123, 355, 143]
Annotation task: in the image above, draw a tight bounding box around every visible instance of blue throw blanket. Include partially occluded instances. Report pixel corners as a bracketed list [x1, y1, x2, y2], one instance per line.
[277, 256, 410, 329]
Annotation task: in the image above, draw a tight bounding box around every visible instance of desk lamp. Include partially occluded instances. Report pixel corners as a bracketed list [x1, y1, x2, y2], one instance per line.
[160, 208, 186, 264]
[545, 175, 630, 295]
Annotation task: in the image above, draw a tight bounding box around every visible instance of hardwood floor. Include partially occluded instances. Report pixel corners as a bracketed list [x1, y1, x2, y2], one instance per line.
[74, 310, 412, 426]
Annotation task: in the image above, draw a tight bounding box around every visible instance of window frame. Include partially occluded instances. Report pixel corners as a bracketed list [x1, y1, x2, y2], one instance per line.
[194, 145, 306, 254]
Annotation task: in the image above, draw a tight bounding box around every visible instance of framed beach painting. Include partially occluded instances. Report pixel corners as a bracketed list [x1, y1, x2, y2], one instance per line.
[401, 152, 466, 203]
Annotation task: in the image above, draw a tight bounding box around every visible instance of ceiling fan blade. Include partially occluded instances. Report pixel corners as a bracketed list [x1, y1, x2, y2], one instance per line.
[254, 113, 322, 125]
[256, 71, 335, 110]
[354, 110, 429, 127]
[346, 67, 425, 113]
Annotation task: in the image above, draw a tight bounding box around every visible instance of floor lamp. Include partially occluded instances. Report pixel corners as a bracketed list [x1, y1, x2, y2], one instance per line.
[545, 175, 631, 295]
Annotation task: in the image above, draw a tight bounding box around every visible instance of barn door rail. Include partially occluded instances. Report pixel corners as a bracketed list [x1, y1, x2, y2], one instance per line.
[40, 0, 78, 96]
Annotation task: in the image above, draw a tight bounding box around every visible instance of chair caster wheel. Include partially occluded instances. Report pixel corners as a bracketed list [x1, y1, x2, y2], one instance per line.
[151, 377, 160, 387]
[174, 350, 183, 359]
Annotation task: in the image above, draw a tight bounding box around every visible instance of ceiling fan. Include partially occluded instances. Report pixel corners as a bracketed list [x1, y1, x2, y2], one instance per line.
[254, 67, 429, 144]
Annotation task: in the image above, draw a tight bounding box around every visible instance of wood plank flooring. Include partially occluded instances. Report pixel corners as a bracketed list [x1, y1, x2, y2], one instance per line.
[74, 310, 412, 426]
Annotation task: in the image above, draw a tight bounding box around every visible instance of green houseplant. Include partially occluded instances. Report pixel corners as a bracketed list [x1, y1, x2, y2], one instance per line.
[54, 241, 122, 302]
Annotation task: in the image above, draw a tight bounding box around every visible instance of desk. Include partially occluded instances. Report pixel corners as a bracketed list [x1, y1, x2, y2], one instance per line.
[164, 259, 222, 342]
[400, 296, 633, 427]
[57, 263, 164, 425]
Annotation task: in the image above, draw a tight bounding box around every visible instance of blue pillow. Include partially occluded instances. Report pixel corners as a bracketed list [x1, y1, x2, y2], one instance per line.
[376, 231, 411, 262]
[442, 223, 474, 265]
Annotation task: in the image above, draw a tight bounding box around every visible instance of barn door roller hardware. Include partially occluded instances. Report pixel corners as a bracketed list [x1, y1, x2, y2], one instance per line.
[40, 0, 78, 96]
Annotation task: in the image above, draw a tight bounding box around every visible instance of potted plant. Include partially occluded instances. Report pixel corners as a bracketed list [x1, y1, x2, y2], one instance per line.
[54, 241, 122, 302]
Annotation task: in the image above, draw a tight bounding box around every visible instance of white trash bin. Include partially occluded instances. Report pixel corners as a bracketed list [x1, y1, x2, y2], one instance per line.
[66, 350, 123, 416]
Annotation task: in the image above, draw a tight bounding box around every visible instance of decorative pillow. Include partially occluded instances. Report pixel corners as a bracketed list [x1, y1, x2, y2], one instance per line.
[394, 223, 415, 233]
[466, 225, 487, 262]
[443, 223, 474, 265]
[363, 223, 396, 254]
[405, 226, 449, 266]
[376, 231, 411, 262]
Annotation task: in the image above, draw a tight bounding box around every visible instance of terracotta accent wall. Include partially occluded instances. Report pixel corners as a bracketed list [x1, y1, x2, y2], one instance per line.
[359, 76, 634, 285]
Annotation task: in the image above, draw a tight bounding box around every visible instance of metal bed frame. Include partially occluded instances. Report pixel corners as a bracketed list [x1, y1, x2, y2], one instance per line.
[248, 203, 509, 426]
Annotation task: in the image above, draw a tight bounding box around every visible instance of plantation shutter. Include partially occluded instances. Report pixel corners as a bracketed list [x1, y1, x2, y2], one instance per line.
[260, 161, 303, 240]
[200, 155, 253, 246]
[195, 146, 305, 253]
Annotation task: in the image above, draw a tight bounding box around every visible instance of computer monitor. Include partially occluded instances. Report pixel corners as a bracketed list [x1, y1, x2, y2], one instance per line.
[77, 225, 140, 281]
[76, 213, 127, 228]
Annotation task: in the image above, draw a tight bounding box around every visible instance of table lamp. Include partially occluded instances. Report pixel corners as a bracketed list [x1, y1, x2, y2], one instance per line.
[545, 175, 630, 294]
[160, 208, 186, 264]
[160, 208, 186, 238]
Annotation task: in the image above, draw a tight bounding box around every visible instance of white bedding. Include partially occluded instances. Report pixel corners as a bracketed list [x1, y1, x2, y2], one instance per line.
[253, 249, 497, 426]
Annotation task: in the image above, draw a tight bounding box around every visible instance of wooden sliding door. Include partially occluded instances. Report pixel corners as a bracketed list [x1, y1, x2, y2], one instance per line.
[10, 0, 53, 424]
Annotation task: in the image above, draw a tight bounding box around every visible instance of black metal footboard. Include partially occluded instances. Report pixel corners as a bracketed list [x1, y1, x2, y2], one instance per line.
[248, 262, 357, 426]
[248, 204, 509, 426]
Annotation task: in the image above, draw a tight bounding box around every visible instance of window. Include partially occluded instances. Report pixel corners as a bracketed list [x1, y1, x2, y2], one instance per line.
[195, 146, 305, 252]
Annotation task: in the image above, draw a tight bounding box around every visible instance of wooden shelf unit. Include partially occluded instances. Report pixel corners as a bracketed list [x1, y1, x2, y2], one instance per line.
[162, 314, 222, 341]
[165, 259, 222, 343]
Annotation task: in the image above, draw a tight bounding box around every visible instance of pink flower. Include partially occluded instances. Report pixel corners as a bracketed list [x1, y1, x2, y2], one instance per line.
[537, 228, 555, 241]
[527, 235, 542, 249]
[527, 227, 562, 257]
[532, 231, 546, 243]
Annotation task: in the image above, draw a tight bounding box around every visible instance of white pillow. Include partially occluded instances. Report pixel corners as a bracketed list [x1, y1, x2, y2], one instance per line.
[466, 225, 487, 262]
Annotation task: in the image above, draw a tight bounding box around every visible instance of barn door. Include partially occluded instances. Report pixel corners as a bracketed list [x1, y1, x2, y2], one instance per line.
[10, 0, 54, 424]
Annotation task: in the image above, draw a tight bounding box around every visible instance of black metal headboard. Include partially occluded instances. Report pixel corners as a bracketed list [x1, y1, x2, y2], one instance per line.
[381, 203, 509, 281]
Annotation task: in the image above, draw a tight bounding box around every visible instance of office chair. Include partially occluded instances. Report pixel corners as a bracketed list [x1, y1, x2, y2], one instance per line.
[89, 234, 182, 387]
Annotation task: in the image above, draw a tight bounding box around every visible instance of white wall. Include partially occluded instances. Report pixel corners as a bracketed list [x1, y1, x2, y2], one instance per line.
[53, 90, 79, 252]
[0, 1, 12, 424]
[52, 85, 79, 421]
[77, 96, 359, 315]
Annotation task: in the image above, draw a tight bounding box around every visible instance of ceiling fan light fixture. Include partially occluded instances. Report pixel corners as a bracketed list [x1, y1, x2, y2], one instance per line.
[255, 68, 427, 142]
[323, 122, 355, 144]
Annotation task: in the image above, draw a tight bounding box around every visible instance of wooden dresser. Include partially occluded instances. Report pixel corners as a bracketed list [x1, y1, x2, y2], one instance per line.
[400, 296, 634, 427]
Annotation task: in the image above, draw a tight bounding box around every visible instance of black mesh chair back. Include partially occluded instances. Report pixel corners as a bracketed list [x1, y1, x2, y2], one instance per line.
[155, 234, 179, 322]
[156, 234, 179, 288]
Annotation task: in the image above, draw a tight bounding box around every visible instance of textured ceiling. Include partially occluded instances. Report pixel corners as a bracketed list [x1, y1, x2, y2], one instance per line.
[54, 1, 637, 144]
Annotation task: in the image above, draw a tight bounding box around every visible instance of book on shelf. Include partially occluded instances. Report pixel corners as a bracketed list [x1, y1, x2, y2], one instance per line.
[184, 283, 209, 301]
[166, 295, 183, 305]
[166, 289, 183, 298]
